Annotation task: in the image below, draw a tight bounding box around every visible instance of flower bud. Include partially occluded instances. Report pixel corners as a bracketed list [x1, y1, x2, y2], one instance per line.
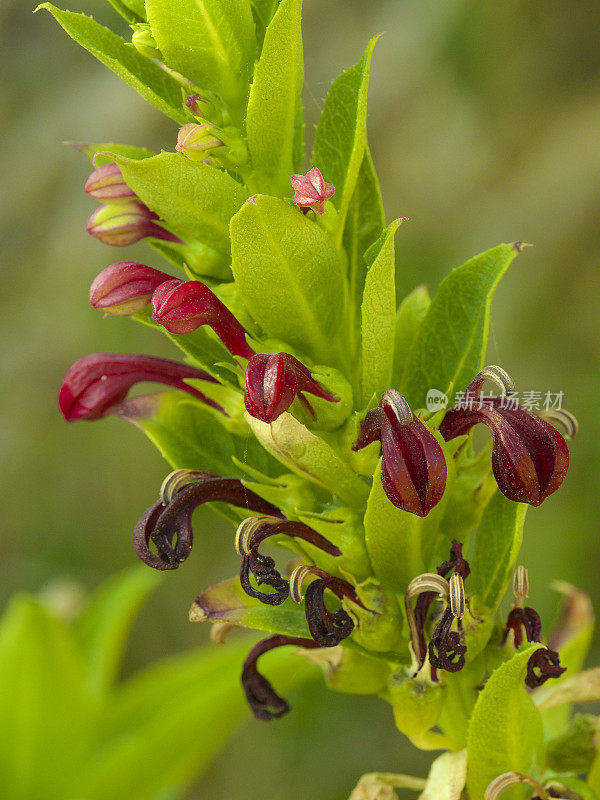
[58, 353, 221, 421]
[151, 278, 254, 358]
[244, 352, 339, 424]
[439, 367, 569, 506]
[84, 163, 136, 203]
[131, 22, 161, 59]
[86, 201, 181, 246]
[89, 261, 175, 315]
[175, 122, 223, 161]
[352, 390, 447, 517]
[291, 167, 335, 215]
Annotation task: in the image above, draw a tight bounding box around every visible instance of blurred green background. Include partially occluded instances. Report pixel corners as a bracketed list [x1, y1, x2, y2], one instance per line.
[1, 0, 599, 797]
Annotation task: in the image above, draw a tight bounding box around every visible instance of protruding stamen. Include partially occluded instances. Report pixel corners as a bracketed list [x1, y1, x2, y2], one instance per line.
[449, 573, 465, 620]
[405, 574, 450, 665]
[513, 565, 529, 607]
[234, 515, 282, 556]
[160, 469, 209, 506]
[474, 365, 515, 396]
[539, 408, 579, 439]
[289, 564, 319, 603]
[484, 772, 550, 800]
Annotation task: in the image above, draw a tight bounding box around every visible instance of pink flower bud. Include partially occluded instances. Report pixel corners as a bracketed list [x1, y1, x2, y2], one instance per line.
[175, 123, 223, 161]
[84, 163, 136, 203]
[244, 352, 338, 424]
[89, 261, 176, 316]
[290, 167, 335, 215]
[151, 279, 254, 358]
[86, 201, 181, 247]
[58, 353, 222, 421]
[353, 390, 447, 517]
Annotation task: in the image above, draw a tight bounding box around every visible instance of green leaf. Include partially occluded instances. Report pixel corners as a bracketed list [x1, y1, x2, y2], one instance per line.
[245, 412, 370, 511]
[402, 242, 523, 410]
[193, 576, 310, 636]
[0, 596, 97, 800]
[245, 0, 303, 195]
[36, 5, 187, 123]
[467, 645, 545, 800]
[546, 715, 599, 774]
[344, 146, 386, 347]
[146, 0, 256, 115]
[102, 0, 144, 24]
[250, 0, 281, 47]
[360, 220, 401, 405]
[389, 671, 452, 750]
[470, 490, 527, 612]
[114, 152, 249, 257]
[119, 392, 281, 479]
[67, 140, 155, 166]
[312, 37, 379, 244]
[74, 566, 163, 697]
[230, 195, 347, 367]
[393, 284, 431, 389]
[77, 639, 315, 800]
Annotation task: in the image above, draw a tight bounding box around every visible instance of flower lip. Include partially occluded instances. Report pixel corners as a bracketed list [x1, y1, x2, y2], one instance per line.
[440, 367, 570, 506]
[89, 261, 175, 315]
[58, 352, 222, 421]
[525, 647, 566, 689]
[353, 390, 447, 517]
[151, 278, 254, 359]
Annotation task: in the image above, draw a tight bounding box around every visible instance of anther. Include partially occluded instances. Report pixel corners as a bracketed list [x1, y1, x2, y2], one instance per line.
[160, 469, 207, 505]
[513, 565, 529, 607]
[485, 772, 550, 800]
[538, 408, 579, 439]
[477, 365, 515, 395]
[234, 515, 282, 556]
[289, 564, 324, 603]
[449, 573, 465, 620]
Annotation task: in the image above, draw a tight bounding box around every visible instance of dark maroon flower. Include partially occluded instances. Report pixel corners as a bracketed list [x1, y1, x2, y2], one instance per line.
[352, 390, 447, 516]
[134, 474, 283, 570]
[58, 353, 222, 421]
[525, 647, 566, 689]
[235, 517, 341, 606]
[84, 163, 136, 203]
[89, 261, 175, 315]
[244, 352, 339, 423]
[242, 635, 320, 721]
[152, 279, 254, 359]
[440, 368, 569, 506]
[86, 200, 181, 247]
[290, 167, 334, 215]
[428, 606, 467, 673]
[502, 607, 542, 648]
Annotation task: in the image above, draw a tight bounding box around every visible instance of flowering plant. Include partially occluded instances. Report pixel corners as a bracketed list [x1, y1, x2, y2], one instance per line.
[41, 0, 598, 796]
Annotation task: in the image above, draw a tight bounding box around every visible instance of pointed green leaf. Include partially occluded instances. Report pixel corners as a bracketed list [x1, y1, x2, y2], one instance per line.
[146, 0, 256, 114]
[245, 412, 370, 510]
[467, 645, 545, 800]
[393, 284, 431, 389]
[114, 153, 249, 256]
[245, 0, 303, 195]
[470, 490, 527, 612]
[102, 0, 144, 24]
[312, 37, 378, 243]
[402, 242, 523, 409]
[230, 195, 347, 367]
[68, 141, 155, 166]
[193, 576, 310, 636]
[360, 220, 400, 405]
[36, 5, 186, 123]
[0, 596, 97, 800]
[74, 567, 163, 697]
[250, 0, 282, 47]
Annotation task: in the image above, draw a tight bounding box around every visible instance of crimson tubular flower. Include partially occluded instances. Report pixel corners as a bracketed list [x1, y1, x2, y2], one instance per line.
[440, 367, 569, 506]
[152, 279, 254, 359]
[89, 261, 175, 315]
[352, 390, 447, 516]
[244, 352, 338, 423]
[58, 353, 223, 421]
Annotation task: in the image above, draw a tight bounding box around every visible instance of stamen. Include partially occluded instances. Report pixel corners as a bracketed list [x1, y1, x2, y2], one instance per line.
[289, 564, 321, 603]
[160, 469, 208, 505]
[472, 365, 515, 396]
[449, 573, 465, 620]
[513, 565, 529, 607]
[405, 574, 450, 667]
[538, 408, 579, 439]
[234, 515, 282, 556]
[485, 772, 550, 800]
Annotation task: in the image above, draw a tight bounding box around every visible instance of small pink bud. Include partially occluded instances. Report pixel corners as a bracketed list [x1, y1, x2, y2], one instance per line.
[89, 261, 175, 315]
[84, 163, 136, 203]
[152, 279, 254, 359]
[290, 167, 335, 215]
[175, 123, 223, 161]
[185, 94, 207, 115]
[86, 201, 181, 247]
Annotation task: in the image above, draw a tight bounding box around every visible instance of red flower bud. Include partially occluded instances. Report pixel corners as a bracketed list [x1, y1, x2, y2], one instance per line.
[352, 390, 447, 517]
[439, 367, 569, 506]
[58, 353, 222, 421]
[290, 167, 335, 215]
[151, 278, 254, 358]
[89, 261, 175, 315]
[84, 163, 136, 203]
[86, 201, 181, 247]
[244, 352, 339, 423]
